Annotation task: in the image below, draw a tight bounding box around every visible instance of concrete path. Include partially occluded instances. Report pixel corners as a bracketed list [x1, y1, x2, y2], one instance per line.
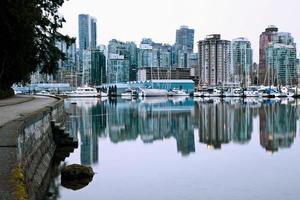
[0, 95, 57, 127]
[0, 95, 34, 107]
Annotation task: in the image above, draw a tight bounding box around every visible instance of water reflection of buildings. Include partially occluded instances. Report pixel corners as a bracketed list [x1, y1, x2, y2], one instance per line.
[66, 99, 106, 165]
[66, 98, 196, 158]
[195, 98, 254, 149]
[259, 102, 297, 152]
[65, 97, 299, 163]
[106, 98, 196, 156]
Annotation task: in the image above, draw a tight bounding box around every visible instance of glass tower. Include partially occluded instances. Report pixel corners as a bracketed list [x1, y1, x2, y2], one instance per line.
[78, 14, 97, 60]
[232, 37, 253, 86]
[266, 32, 297, 86]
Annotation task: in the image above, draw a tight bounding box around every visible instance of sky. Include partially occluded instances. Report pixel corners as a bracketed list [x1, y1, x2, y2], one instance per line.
[59, 0, 300, 62]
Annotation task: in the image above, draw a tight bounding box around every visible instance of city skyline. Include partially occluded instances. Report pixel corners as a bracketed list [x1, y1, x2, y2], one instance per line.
[59, 0, 300, 62]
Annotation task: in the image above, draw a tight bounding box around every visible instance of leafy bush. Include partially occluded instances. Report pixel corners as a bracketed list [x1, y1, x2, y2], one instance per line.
[0, 88, 14, 99]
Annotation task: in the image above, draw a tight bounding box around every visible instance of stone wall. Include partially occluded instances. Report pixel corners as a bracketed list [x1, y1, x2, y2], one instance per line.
[0, 97, 65, 200]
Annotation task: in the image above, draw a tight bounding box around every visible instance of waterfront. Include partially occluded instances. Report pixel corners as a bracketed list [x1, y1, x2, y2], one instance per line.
[49, 97, 300, 200]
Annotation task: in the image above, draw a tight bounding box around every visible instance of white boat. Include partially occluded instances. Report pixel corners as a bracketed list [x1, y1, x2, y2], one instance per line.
[67, 86, 100, 98]
[168, 89, 189, 96]
[121, 91, 132, 97]
[291, 87, 300, 97]
[209, 89, 223, 97]
[244, 90, 262, 97]
[224, 88, 242, 97]
[193, 91, 211, 97]
[193, 91, 203, 97]
[242, 87, 262, 97]
[194, 89, 222, 97]
[121, 89, 138, 97]
[139, 89, 168, 97]
[278, 87, 294, 98]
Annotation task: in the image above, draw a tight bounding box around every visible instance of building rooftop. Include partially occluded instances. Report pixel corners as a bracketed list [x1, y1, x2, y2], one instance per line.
[180, 25, 189, 29]
[206, 34, 221, 40]
[266, 25, 278, 33]
[232, 37, 250, 42]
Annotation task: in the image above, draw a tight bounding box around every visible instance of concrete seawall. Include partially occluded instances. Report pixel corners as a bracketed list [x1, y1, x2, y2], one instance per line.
[0, 97, 66, 200]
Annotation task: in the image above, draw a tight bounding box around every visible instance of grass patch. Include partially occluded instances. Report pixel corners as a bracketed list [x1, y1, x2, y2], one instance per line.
[11, 167, 28, 200]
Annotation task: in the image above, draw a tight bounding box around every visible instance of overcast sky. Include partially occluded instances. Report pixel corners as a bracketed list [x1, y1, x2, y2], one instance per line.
[59, 0, 300, 62]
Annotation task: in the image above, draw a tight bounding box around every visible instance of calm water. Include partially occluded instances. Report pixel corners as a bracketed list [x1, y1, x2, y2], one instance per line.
[50, 97, 300, 200]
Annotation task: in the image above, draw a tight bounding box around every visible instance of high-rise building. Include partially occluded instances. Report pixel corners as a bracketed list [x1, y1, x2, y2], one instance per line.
[125, 42, 138, 81]
[138, 38, 172, 70]
[266, 32, 297, 85]
[177, 51, 189, 68]
[152, 43, 172, 68]
[91, 49, 106, 85]
[198, 34, 231, 86]
[90, 17, 97, 49]
[107, 39, 130, 83]
[108, 39, 127, 56]
[137, 67, 191, 81]
[250, 62, 259, 85]
[78, 14, 97, 61]
[138, 38, 154, 68]
[174, 26, 195, 68]
[107, 54, 129, 83]
[82, 49, 92, 85]
[31, 33, 78, 86]
[175, 26, 195, 53]
[82, 48, 106, 85]
[171, 44, 177, 67]
[259, 25, 278, 85]
[232, 37, 253, 86]
[54, 35, 77, 86]
[188, 53, 199, 69]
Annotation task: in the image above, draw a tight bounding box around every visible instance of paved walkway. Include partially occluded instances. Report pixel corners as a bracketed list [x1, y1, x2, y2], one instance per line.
[0, 95, 57, 127]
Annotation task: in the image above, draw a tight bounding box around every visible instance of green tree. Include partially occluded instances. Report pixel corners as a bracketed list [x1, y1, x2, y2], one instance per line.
[0, 0, 73, 91]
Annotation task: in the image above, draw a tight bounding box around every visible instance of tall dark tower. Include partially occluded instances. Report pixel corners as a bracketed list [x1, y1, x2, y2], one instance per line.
[258, 25, 278, 85]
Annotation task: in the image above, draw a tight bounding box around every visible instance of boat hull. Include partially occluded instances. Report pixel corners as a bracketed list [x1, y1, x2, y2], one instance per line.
[140, 89, 168, 97]
[67, 94, 100, 98]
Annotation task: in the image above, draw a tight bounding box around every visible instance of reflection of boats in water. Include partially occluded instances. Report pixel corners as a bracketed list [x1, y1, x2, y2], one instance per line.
[168, 96, 189, 103]
[139, 97, 169, 104]
[121, 96, 133, 100]
[100, 97, 109, 102]
[139, 89, 168, 97]
[65, 98, 101, 109]
[243, 98, 262, 108]
[223, 97, 243, 104]
[194, 97, 222, 104]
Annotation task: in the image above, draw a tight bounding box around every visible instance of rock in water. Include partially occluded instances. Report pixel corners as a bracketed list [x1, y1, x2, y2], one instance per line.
[61, 164, 95, 190]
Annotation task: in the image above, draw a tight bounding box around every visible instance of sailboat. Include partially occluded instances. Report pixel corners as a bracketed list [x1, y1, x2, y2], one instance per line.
[139, 66, 168, 97]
